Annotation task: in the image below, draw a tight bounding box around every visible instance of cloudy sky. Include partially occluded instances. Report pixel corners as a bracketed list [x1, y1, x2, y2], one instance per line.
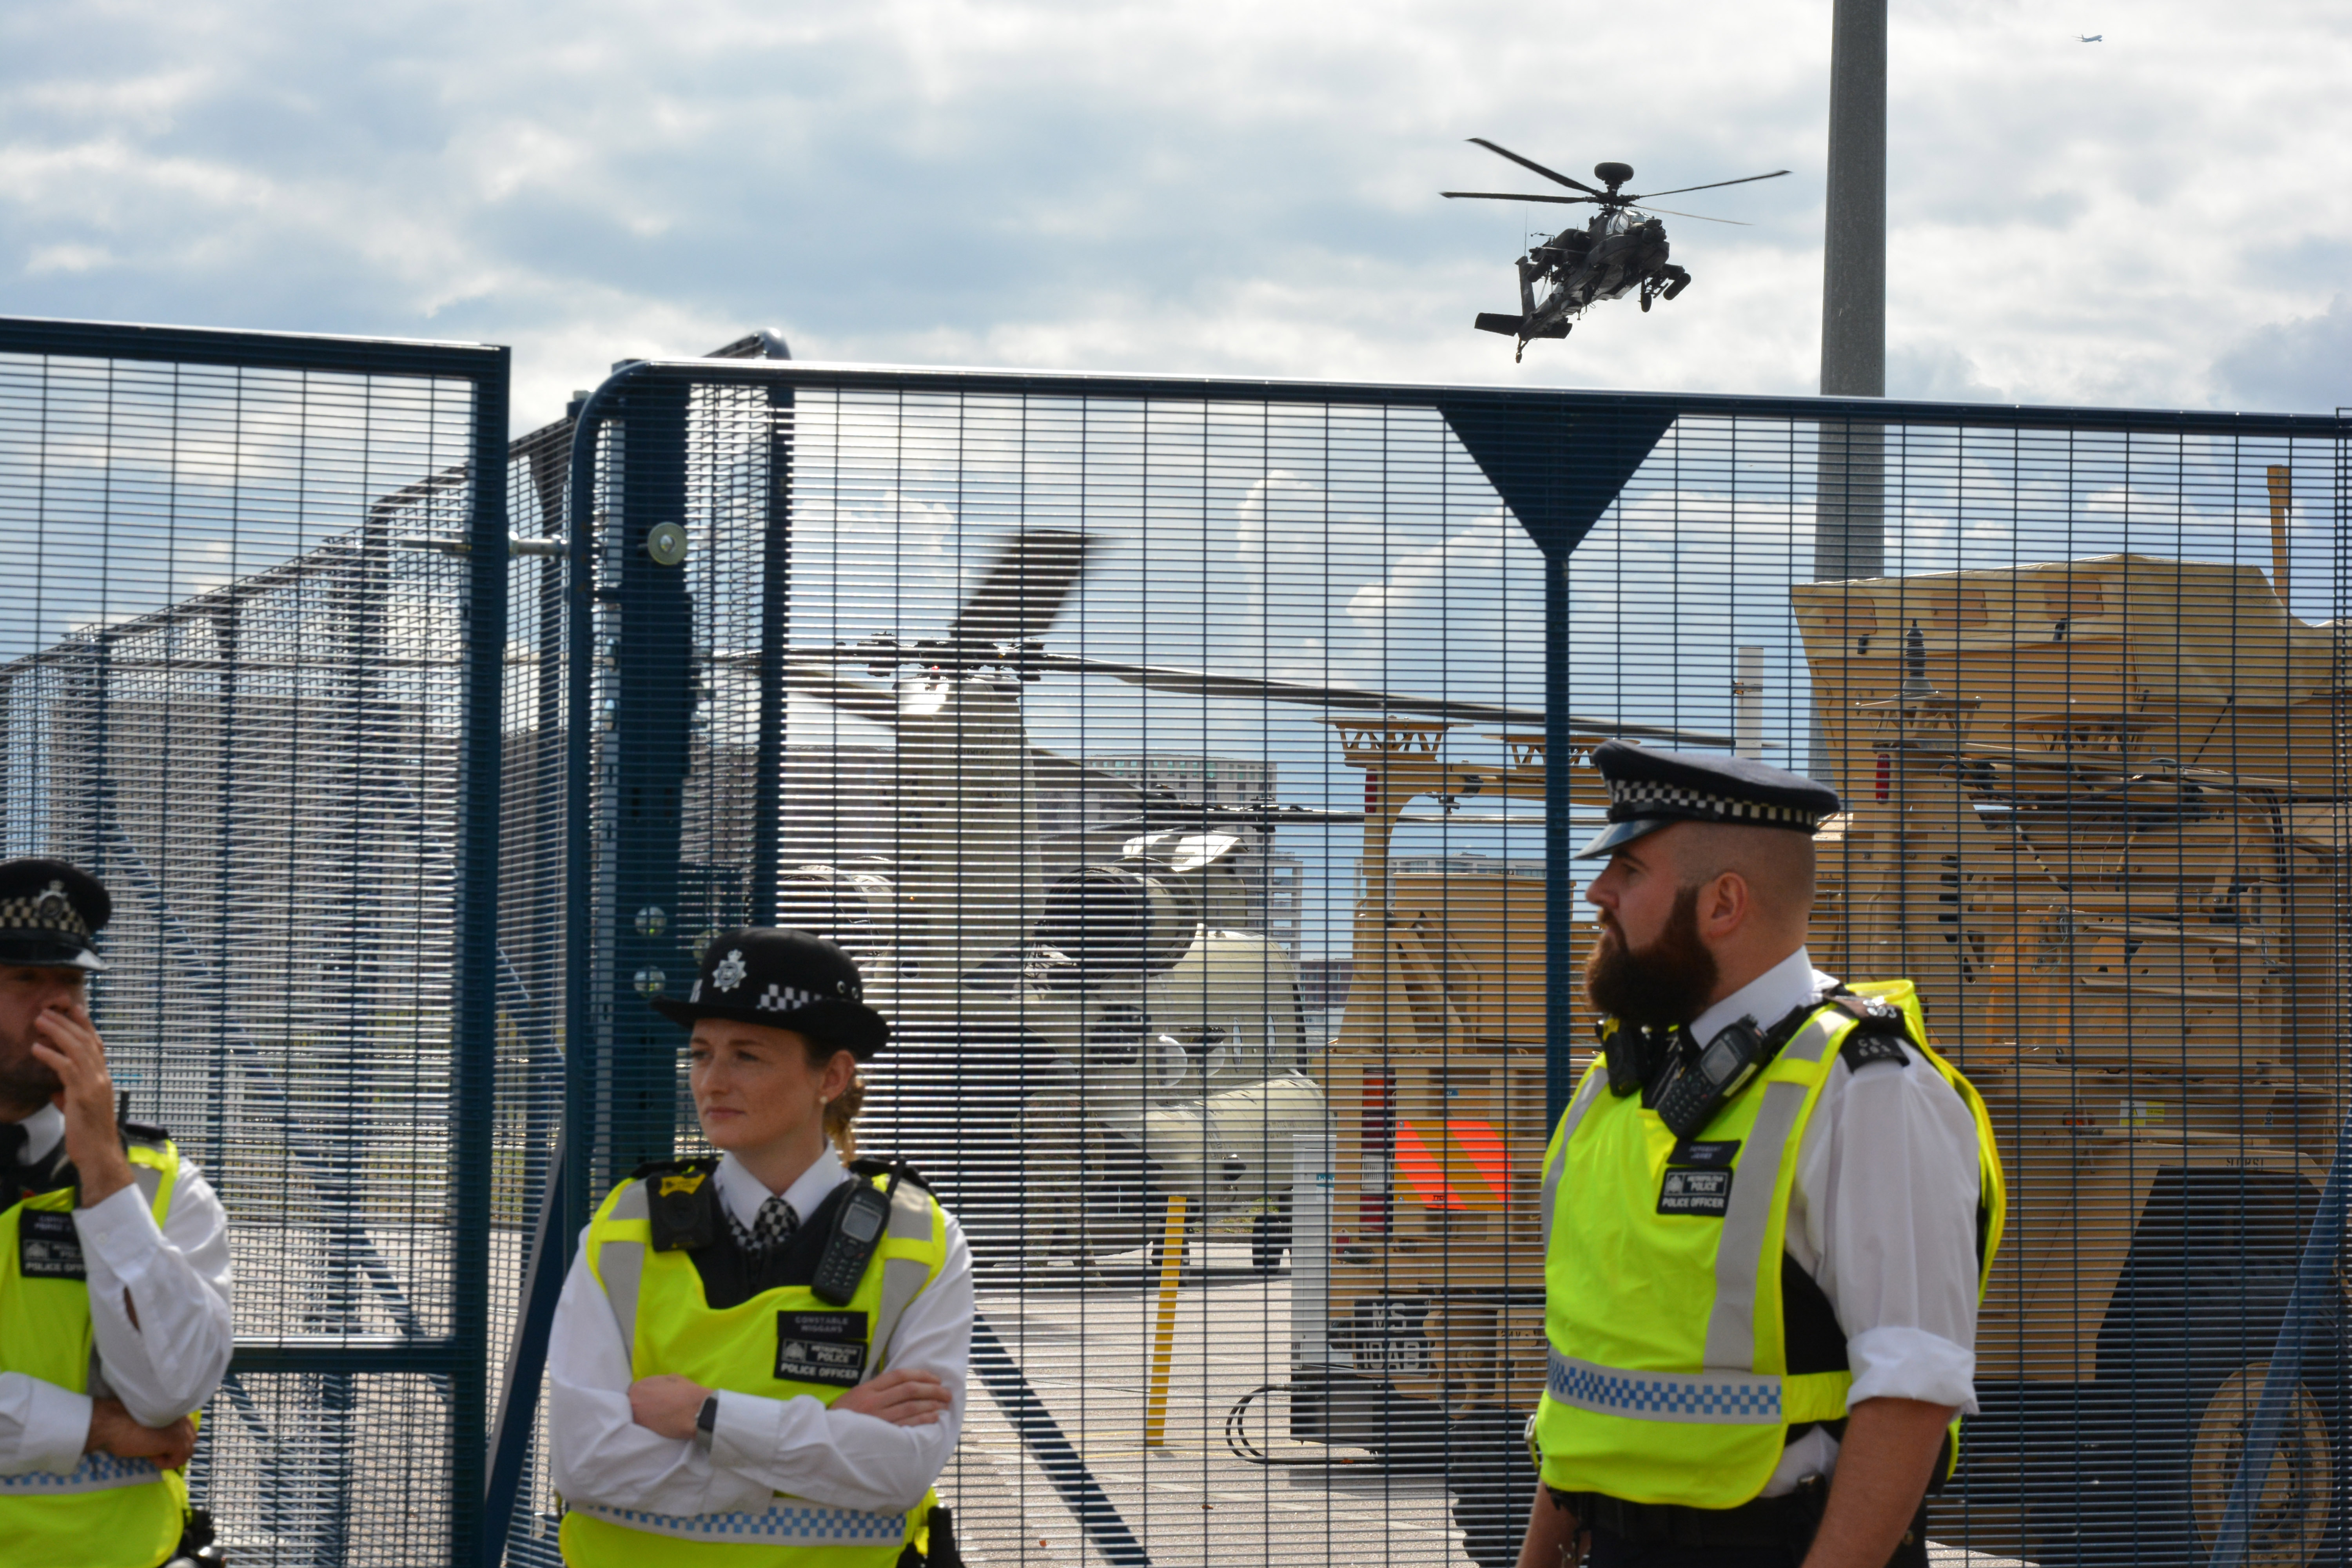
[4, 0, 2348, 431]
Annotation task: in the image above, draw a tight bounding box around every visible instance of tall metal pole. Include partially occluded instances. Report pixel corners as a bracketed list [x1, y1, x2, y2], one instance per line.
[1812, 0, 1886, 792]
[1820, 0, 1886, 405]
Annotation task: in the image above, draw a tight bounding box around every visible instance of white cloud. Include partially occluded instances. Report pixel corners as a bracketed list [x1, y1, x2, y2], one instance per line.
[0, 0, 2347, 432]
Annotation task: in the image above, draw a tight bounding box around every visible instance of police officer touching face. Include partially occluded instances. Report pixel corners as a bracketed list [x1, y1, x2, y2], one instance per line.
[549, 928, 974, 1568]
[1520, 746, 2002, 1568]
[0, 859, 235, 1568]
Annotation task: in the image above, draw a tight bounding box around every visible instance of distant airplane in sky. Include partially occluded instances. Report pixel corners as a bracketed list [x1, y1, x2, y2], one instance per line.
[2077, 34, 2103, 42]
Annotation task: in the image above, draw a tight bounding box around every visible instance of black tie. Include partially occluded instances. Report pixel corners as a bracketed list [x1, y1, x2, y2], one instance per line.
[0, 1122, 26, 1210]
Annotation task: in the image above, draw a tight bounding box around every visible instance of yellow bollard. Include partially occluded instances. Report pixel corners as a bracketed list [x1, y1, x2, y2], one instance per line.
[1143, 1192, 1188, 1448]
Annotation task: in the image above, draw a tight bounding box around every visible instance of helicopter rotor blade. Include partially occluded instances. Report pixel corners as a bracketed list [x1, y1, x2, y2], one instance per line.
[1628, 206, 1751, 225]
[1442, 191, 1597, 206]
[946, 528, 1098, 646]
[1623, 170, 1791, 201]
[1035, 651, 1741, 748]
[1466, 138, 1610, 198]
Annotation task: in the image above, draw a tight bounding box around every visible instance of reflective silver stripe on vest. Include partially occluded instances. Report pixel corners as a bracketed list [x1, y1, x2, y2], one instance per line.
[0, 1451, 164, 1496]
[569, 1497, 908, 1545]
[886, 1182, 931, 1242]
[1700, 1008, 1844, 1372]
[1542, 1066, 1611, 1250]
[1547, 1348, 1782, 1426]
[863, 1185, 938, 1377]
[130, 1161, 166, 1207]
[601, 1182, 651, 1347]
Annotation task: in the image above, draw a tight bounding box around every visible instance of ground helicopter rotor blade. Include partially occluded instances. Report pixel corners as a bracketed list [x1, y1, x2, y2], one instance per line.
[946, 528, 1098, 646]
[1442, 191, 1598, 206]
[1623, 170, 1790, 201]
[1628, 206, 1751, 225]
[776, 641, 1746, 747]
[1466, 138, 1610, 198]
[1035, 650, 1742, 748]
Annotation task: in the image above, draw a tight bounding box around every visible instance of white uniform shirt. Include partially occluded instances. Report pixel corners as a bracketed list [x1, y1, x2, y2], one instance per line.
[0, 1103, 237, 1476]
[1676, 948, 1984, 1495]
[548, 1147, 975, 1517]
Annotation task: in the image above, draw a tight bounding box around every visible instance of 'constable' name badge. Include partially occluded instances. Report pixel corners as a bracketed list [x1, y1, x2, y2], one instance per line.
[776, 1310, 869, 1388]
[18, 1210, 87, 1279]
[1658, 1169, 1732, 1218]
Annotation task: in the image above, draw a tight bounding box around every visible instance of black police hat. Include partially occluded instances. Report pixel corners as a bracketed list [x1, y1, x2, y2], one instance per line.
[652, 927, 890, 1059]
[0, 858, 111, 971]
[1574, 742, 1841, 860]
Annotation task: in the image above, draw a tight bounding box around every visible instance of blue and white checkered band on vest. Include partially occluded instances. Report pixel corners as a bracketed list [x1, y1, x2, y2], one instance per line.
[1607, 777, 1828, 829]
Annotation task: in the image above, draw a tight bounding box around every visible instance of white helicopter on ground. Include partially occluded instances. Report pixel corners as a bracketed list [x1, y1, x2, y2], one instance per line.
[769, 531, 1328, 1265]
[764, 529, 1728, 1266]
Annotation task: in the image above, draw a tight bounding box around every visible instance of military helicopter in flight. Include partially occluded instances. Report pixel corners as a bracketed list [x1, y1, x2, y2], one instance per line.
[1444, 138, 1789, 360]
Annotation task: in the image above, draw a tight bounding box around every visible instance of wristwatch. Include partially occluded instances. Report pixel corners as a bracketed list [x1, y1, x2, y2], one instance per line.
[695, 1393, 720, 1452]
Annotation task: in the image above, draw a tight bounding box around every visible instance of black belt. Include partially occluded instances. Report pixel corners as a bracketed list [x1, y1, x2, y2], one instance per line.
[1555, 1485, 1929, 1568]
[1553, 1479, 1828, 1550]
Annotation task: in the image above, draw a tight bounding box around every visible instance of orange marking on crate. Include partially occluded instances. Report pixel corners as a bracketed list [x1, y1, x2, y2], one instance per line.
[1395, 1120, 1510, 1211]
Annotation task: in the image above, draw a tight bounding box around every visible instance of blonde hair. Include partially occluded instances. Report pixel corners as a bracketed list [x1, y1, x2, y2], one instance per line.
[824, 1069, 866, 1160]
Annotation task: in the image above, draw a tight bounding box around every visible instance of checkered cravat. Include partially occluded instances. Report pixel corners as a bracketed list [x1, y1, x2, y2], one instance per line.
[730, 1194, 799, 1257]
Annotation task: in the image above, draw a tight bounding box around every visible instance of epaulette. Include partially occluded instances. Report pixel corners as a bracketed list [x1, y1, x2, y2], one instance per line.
[119, 1119, 171, 1145]
[849, 1154, 932, 1192]
[1823, 994, 1913, 1072]
[629, 1154, 719, 1183]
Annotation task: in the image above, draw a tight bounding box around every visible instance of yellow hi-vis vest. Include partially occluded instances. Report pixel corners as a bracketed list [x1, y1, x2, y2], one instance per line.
[0, 1134, 191, 1568]
[562, 1165, 951, 1568]
[1534, 980, 2005, 1509]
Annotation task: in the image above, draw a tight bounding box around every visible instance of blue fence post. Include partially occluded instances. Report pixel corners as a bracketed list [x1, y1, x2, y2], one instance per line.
[2208, 1105, 2352, 1568]
[451, 346, 513, 1565]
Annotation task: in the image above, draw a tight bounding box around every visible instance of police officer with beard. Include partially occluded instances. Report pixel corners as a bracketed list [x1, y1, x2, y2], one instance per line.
[1518, 746, 2002, 1568]
[0, 859, 235, 1568]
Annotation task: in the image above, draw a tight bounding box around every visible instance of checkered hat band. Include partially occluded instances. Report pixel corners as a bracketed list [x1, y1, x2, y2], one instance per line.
[0, 889, 89, 942]
[1547, 1350, 1783, 1425]
[1608, 779, 1822, 829]
[756, 984, 820, 1013]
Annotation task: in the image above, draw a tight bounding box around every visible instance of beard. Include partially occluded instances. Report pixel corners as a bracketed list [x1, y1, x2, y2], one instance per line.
[1584, 885, 1720, 1029]
[0, 1045, 61, 1110]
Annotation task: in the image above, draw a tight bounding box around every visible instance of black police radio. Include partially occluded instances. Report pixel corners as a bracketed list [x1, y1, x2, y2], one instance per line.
[810, 1161, 903, 1306]
[1653, 1016, 1771, 1140]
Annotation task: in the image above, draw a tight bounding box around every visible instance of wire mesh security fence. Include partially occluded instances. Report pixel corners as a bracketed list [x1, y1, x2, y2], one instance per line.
[7, 316, 2350, 1568]
[0, 318, 509, 1567]
[519, 360, 2351, 1568]
[1572, 414, 2352, 1568]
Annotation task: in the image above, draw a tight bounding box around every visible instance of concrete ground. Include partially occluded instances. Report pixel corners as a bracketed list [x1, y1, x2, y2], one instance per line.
[937, 1243, 2027, 1568]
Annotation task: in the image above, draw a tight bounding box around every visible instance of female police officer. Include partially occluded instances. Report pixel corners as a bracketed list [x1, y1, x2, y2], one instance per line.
[548, 928, 974, 1566]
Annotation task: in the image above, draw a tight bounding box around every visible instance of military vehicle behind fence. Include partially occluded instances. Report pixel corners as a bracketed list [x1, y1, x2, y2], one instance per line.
[1292, 550, 2348, 1568]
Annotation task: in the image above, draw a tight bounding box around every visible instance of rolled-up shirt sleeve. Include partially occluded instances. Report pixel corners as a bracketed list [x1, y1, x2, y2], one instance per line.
[0, 1373, 94, 1476]
[0, 1153, 233, 1470]
[1789, 1046, 1984, 1413]
[78, 1158, 236, 1428]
